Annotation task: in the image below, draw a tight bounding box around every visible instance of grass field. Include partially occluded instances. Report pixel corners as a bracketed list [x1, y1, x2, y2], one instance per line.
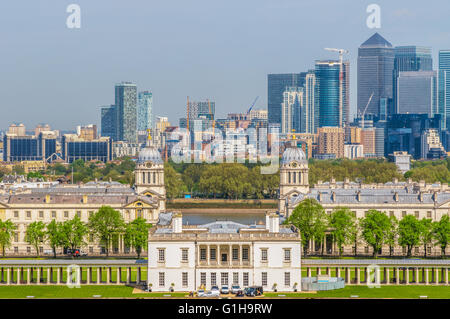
[0, 285, 448, 299]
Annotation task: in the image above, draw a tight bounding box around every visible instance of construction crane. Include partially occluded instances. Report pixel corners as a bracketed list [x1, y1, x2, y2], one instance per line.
[360, 92, 374, 129]
[246, 96, 259, 115]
[324, 48, 349, 127]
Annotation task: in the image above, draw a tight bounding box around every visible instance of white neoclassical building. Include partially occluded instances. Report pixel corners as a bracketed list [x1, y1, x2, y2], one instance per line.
[0, 140, 166, 256]
[279, 145, 450, 256]
[147, 212, 301, 292]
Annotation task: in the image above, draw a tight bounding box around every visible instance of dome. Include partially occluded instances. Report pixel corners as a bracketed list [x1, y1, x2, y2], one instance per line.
[281, 147, 307, 164]
[137, 146, 163, 164]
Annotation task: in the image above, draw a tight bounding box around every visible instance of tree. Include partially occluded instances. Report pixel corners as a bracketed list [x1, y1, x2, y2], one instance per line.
[286, 198, 328, 257]
[419, 218, 434, 258]
[386, 215, 398, 257]
[25, 221, 46, 256]
[360, 210, 390, 258]
[398, 215, 421, 257]
[164, 165, 185, 199]
[329, 207, 356, 257]
[0, 220, 17, 257]
[124, 217, 152, 258]
[433, 215, 450, 257]
[61, 215, 88, 251]
[46, 220, 65, 258]
[88, 206, 125, 256]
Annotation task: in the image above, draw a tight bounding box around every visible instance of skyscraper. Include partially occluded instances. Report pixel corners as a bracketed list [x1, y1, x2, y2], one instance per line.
[281, 87, 303, 134]
[439, 50, 450, 129]
[396, 71, 438, 116]
[101, 105, 117, 140]
[115, 82, 137, 143]
[315, 60, 341, 127]
[304, 71, 317, 134]
[357, 33, 395, 120]
[138, 91, 153, 131]
[393, 46, 433, 113]
[268, 73, 306, 126]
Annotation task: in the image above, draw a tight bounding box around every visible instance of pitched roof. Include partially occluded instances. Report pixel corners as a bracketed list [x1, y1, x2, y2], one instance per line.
[360, 33, 393, 48]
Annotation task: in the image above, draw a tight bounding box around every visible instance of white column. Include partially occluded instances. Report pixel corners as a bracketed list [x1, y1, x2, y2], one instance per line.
[425, 268, 429, 285]
[47, 268, 51, 284]
[346, 267, 350, 284]
[415, 268, 419, 284]
[136, 267, 141, 284]
[445, 268, 448, 285]
[356, 268, 360, 285]
[87, 268, 91, 284]
[17, 268, 21, 285]
[435, 268, 439, 285]
[6, 268, 11, 285]
[27, 268, 31, 285]
[385, 267, 390, 285]
[117, 268, 121, 284]
[106, 267, 111, 284]
[395, 268, 400, 285]
[97, 268, 101, 284]
[56, 268, 61, 285]
[126, 267, 131, 284]
[36, 268, 41, 285]
[406, 268, 409, 285]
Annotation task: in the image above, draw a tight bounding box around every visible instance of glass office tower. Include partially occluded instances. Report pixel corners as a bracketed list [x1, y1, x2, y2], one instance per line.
[115, 82, 137, 142]
[439, 50, 450, 129]
[137, 91, 153, 131]
[267, 73, 306, 126]
[357, 33, 395, 120]
[315, 61, 340, 127]
[101, 105, 117, 140]
[394, 46, 433, 113]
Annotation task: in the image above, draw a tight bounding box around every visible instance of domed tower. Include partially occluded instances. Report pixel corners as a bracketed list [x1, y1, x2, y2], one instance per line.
[279, 146, 309, 215]
[135, 131, 166, 211]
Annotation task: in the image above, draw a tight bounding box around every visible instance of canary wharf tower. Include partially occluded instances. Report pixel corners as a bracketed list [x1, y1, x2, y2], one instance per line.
[357, 33, 395, 119]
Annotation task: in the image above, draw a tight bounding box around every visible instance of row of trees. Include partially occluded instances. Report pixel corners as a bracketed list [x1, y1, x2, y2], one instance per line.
[0, 206, 152, 258]
[287, 199, 450, 258]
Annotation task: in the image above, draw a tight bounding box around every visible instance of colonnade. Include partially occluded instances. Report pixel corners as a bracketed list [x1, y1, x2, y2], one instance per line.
[303, 266, 449, 285]
[0, 266, 144, 285]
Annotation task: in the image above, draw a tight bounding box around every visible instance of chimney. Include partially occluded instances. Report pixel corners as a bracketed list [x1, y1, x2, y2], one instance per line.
[331, 191, 336, 202]
[172, 212, 183, 233]
[419, 192, 423, 202]
[45, 194, 51, 204]
[318, 192, 322, 202]
[82, 195, 88, 204]
[356, 190, 361, 202]
[266, 212, 279, 233]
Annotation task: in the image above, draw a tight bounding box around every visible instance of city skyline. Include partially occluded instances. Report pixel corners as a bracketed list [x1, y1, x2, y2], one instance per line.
[1, 1, 450, 130]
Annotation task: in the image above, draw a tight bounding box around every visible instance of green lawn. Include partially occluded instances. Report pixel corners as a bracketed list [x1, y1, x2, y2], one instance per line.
[0, 285, 448, 299]
[264, 286, 450, 299]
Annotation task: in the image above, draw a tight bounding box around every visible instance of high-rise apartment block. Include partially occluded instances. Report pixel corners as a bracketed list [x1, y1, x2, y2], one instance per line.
[317, 127, 344, 158]
[115, 82, 137, 143]
[138, 91, 153, 131]
[439, 50, 450, 129]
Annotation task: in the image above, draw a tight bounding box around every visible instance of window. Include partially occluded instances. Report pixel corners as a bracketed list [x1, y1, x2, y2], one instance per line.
[89, 247, 94, 254]
[51, 211, 56, 218]
[211, 273, 217, 286]
[181, 248, 188, 262]
[261, 272, 268, 287]
[221, 273, 228, 286]
[27, 247, 31, 254]
[243, 273, 249, 287]
[182, 272, 188, 287]
[221, 253, 227, 262]
[402, 211, 407, 218]
[232, 248, 238, 260]
[389, 211, 394, 217]
[77, 211, 81, 218]
[39, 247, 43, 254]
[14, 247, 18, 254]
[14, 233, 18, 242]
[402, 247, 406, 254]
[158, 249, 165, 262]
[137, 209, 143, 218]
[210, 248, 216, 261]
[158, 272, 165, 287]
[427, 211, 432, 218]
[200, 248, 206, 261]
[284, 249, 291, 262]
[64, 211, 69, 218]
[39, 211, 44, 219]
[261, 249, 268, 262]
[14, 211, 19, 218]
[26, 211, 31, 219]
[415, 211, 419, 218]
[427, 246, 431, 255]
[284, 272, 291, 287]
[414, 247, 419, 254]
[364, 246, 369, 254]
[242, 248, 249, 261]
[233, 272, 239, 285]
[200, 273, 206, 286]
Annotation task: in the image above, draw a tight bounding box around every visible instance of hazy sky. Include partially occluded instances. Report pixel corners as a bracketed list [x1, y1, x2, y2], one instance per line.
[1, 0, 449, 131]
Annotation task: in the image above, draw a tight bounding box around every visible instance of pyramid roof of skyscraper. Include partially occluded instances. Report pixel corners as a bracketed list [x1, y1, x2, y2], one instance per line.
[360, 32, 392, 48]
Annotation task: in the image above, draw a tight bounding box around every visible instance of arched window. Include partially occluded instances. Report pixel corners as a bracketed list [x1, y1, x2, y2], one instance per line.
[288, 172, 291, 184]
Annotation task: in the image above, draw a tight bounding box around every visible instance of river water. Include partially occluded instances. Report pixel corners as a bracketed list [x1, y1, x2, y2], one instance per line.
[182, 212, 265, 226]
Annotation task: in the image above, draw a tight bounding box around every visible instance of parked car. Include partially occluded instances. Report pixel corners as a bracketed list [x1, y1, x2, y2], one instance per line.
[244, 286, 263, 297]
[72, 249, 87, 257]
[205, 290, 219, 297]
[231, 285, 241, 294]
[220, 285, 229, 294]
[211, 285, 219, 293]
[235, 290, 244, 297]
[197, 289, 206, 297]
